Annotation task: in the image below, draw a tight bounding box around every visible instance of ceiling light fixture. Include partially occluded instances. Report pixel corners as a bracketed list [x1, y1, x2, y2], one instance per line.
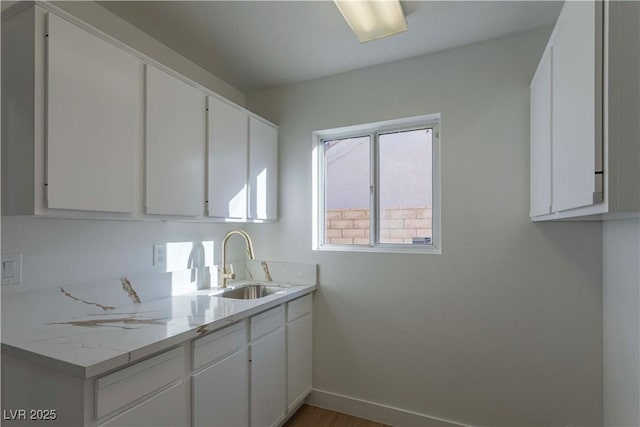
[334, 0, 408, 43]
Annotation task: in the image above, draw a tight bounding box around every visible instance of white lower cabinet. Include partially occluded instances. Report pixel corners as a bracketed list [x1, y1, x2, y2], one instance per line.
[250, 306, 287, 427]
[192, 351, 248, 427]
[100, 382, 188, 427]
[0, 296, 313, 427]
[192, 321, 249, 427]
[286, 295, 313, 411]
[96, 347, 188, 426]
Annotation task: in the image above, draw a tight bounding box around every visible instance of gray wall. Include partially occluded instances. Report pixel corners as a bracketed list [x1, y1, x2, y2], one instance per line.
[247, 28, 603, 425]
[604, 218, 640, 426]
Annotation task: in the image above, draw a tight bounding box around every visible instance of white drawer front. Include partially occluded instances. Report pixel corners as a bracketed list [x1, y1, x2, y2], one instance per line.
[96, 347, 184, 419]
[251, 305, 284, 341]
[287, 294, 312, 323]
[193, 320, 247, 370]
[99, 381, 188, 427]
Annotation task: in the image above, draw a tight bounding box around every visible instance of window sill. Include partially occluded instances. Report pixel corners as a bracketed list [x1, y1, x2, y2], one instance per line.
[314, 244, 441, 255]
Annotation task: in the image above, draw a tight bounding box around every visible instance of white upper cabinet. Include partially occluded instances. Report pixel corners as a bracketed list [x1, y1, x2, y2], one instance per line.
[529, 48, 552, 217]
[207, 96, 248, 219]
[46, 14, 140, 213]
[2, 5, 278, 222]
[249, 117, 278, 221]
[551, 0, 602, 212]
[530, 1, 639, 220]
[145, 65, 206, 216]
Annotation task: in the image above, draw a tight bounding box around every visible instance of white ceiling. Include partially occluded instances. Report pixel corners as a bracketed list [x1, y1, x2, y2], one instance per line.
[97, 1, 562, 93]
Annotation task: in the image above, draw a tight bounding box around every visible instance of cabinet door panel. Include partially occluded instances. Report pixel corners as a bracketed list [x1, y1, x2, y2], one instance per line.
[250, 328, 286, 427]
[207, 97, 248, 219]
[287, 313, 312, 410]
[552, 0, 602, 212]
[100, 381, 188, 427]
[530, 48, 553, 217]
[248, 118, 278, 220]
[146, 65, 205, 216]
[192, 349, 248, 427]
[46, 14, 139, 213]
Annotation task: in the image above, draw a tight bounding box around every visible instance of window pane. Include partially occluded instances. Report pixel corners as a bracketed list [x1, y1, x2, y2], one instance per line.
[324, 136, 371, 246]
[379, 129, 432, 245]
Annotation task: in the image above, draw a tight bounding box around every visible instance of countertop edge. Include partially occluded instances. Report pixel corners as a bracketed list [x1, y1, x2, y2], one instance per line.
[2, 284, 316, 379]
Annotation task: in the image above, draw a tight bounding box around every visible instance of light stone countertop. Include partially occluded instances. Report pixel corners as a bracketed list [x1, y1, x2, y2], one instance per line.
[1, 262, 316, 379]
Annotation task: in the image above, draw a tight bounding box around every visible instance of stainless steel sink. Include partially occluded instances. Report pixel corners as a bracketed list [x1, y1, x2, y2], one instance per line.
[221, 284, 285, 300]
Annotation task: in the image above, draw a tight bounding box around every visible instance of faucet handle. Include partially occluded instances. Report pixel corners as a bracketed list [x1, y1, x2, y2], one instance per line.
[223, 264, 236, 280]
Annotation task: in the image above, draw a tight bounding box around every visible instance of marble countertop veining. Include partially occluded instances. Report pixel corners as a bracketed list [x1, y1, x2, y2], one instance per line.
[1, 279, 315, 379]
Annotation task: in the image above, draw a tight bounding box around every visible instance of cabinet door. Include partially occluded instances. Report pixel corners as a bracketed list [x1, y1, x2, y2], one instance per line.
[100, 381, 188, 427]
[248, 118, 278, 221]
[207, 97, 248, 219]
[530, 47, 553, 217]
[250, 328, 286, 427]
[192, 349, 249, 427]
[46, 14, 140, 213]
[146, 65, 205, 216]
[552, 0, 603, 212]
[287, 313, 312, 410]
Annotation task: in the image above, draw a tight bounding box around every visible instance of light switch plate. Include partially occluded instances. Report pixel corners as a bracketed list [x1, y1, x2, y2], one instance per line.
[2, 253, 22, 286]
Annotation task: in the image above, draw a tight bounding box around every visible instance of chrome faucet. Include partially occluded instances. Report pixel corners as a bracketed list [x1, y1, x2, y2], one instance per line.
[221, 230, 255, 288]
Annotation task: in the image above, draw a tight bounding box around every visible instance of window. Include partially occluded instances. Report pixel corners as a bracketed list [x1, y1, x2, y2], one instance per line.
[312, 114, 441, 254]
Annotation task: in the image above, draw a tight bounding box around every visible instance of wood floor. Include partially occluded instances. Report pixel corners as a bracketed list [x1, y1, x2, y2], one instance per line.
[284, 405, 391, 427]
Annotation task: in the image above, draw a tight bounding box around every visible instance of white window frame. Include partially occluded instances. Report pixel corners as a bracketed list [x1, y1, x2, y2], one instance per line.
[312, 113, 441, 254]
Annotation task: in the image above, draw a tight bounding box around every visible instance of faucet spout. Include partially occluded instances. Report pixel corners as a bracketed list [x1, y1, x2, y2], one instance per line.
[221, 230, 255, 288]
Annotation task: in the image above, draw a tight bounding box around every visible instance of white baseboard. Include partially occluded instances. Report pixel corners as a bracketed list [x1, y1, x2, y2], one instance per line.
[308, 388, 471, 427]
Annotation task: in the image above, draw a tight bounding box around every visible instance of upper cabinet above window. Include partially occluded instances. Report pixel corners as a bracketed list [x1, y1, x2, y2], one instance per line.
[529, 0, 640, 221]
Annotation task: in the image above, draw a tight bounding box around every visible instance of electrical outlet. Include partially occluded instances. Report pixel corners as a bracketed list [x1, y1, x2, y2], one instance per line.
[2, 254, 22, 286]
[153, 245, 166, 267]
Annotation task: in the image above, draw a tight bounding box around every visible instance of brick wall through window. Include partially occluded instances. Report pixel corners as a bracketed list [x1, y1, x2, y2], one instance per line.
[325, 207, 432, 245]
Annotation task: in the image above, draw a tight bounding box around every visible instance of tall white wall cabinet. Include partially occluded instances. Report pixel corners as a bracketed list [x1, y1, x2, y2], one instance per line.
[529, 0, 640, 220]
[145, 65, 206, 217]
[529, 48, 552, 217]
[1, 3, 278, 222]
[207, 96, 249, 219]
[206, 96, 279, 221]
[249, 117, 279, 221]
[46, 14, 140, 213]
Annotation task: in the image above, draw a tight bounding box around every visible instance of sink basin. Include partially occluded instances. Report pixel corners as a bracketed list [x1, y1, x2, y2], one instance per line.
[221, 284, 285, 300]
